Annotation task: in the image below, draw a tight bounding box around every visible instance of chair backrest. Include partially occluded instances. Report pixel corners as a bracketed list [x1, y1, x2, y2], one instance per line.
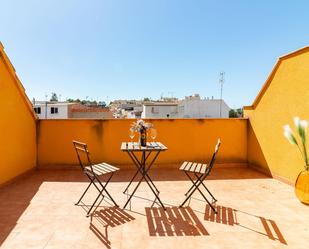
[72, 140, 93, 172]
[206, 139, 221, 175]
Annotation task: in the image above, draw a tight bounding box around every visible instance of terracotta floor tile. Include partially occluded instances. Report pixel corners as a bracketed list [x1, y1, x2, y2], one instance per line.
[0, 167, 308, 248]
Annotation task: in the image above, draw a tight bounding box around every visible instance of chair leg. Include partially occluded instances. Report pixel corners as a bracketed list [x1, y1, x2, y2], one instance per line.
[80, 173, 118, 217]
[179, 172, 203, 207]
[180, 172, 217, 214]
[203, 185, 217, 202]
[87, 187, 105, 217]
[75, 181, 93, 205]
[184, 173, 202, 196]
[194, 173, 217, 202]
[196, 188, 217, 214]
[98, 173, 118, 207]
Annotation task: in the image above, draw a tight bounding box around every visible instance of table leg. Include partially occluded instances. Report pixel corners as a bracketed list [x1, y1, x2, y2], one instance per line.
[123, 150, 165, 209]
[124, 151, 159, 194]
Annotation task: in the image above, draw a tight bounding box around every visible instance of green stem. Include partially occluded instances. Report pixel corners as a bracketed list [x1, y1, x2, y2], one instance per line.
[303, 142, 308, 167]
[301, 132, 308, 168]
[295, 143, 306, 163]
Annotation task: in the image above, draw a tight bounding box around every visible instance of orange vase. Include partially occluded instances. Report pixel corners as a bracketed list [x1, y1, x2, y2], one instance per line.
[295, 169, 309, 204]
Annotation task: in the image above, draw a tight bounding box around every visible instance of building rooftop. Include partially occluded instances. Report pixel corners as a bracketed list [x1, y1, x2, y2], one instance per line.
[34, 101, 76, 106]
[70, 104, 111, 113]
[143, 102, 179, 106]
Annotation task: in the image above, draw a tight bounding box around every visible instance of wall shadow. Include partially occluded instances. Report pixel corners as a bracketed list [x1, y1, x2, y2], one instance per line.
[145, 206, 209, 236]
[204, 204, 287, 245]
[0, 174, 42, 245]
[247, 121, 272, 176]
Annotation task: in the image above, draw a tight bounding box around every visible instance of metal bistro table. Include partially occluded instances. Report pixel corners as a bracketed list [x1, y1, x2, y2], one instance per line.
[121, 141, 168, 210]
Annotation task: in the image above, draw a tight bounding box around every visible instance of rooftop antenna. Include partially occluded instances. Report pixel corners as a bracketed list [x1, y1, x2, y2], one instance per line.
[219, 71, 225, 118]
[45, 93, 48, 119]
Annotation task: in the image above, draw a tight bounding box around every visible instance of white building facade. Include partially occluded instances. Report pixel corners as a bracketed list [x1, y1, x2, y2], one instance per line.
[142, 103, 178, 118]
[33, 101, 74, 119]
[141, 95, 230, 119]
[178, 95, 230, 118]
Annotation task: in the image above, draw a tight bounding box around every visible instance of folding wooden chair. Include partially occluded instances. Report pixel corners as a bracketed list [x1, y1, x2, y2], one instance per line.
[73, 140, 119, 217]
[179, 139, 221, 213]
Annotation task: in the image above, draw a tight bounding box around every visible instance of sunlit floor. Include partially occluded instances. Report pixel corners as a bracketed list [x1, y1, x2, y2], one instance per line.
[0, 166, 308, 249]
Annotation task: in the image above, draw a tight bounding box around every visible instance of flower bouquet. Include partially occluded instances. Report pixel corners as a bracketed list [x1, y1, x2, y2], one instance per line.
[130, 119, 153, 147]
[283, 117, 309, 204]
[283, 117, 308, 170]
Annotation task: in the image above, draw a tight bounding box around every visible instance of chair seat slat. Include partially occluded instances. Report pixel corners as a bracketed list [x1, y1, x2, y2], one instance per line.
[184, 162, 192, 171]
[195, 163, 202, 173]
[179, 161, 188, 171]
[189, 162, 198, 172]
[200, 164, 208, 174]
[86, 163, 119, 176]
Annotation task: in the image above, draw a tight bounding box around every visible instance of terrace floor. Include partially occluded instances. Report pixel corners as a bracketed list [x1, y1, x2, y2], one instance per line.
[0, 166, 308, 249]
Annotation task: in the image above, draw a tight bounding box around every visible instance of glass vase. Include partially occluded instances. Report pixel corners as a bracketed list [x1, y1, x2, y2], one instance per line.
[295, 169, 309, 205]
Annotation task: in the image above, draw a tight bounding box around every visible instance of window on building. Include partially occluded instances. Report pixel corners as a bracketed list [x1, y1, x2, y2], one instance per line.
[151, 107, 159, 114]
[51, 107, 58, 114]
[34, 107, 41, 114]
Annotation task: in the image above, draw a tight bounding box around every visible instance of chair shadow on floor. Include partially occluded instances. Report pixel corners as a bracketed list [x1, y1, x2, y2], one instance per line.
[90, 206, 135, 248]
[145, 206, 209, 236]
[204, 204, 287, 245]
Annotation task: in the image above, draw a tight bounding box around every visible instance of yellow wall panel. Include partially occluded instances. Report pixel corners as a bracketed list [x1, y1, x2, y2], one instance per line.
[0, 47, 37, 185]
[37, 119, 247, 168]
[245, 48, 309, 183]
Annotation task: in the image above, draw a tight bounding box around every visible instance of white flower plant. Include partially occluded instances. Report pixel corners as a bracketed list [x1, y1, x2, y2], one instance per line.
[283, 117, 309, 171]
[130, 119, 153, 132]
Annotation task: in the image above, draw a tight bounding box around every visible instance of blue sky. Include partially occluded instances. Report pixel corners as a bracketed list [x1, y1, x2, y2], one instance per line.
[1, 0, 309, 108]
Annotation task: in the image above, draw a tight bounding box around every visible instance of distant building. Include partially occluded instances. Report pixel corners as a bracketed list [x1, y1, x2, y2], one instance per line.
[126, 106, 143, 119]
[142, 102, 179, 118]
[110, 100, 143, 118]
[33, 101, 113, 119]
[68, 104, 113, 119]
[178, 94, 230, 118]
[141, 94, 230, 119]
[33, 101, 74, 119]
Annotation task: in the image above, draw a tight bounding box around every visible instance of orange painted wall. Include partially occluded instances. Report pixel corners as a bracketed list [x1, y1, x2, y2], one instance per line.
[244, 48, 309, 183]
[0, 44, 37, 185]
[37, 119, 247, 168]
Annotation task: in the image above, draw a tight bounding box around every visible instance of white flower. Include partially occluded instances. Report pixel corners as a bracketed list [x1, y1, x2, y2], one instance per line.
[300, 120, 308, 131]
[284, 118, 309, 169]
[137, 119, 144, 125]
[294, 117, 300, 128]
[283, 124, 298, 145]
[283, 124, 292, 133]
[294, 116, 306, 138]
